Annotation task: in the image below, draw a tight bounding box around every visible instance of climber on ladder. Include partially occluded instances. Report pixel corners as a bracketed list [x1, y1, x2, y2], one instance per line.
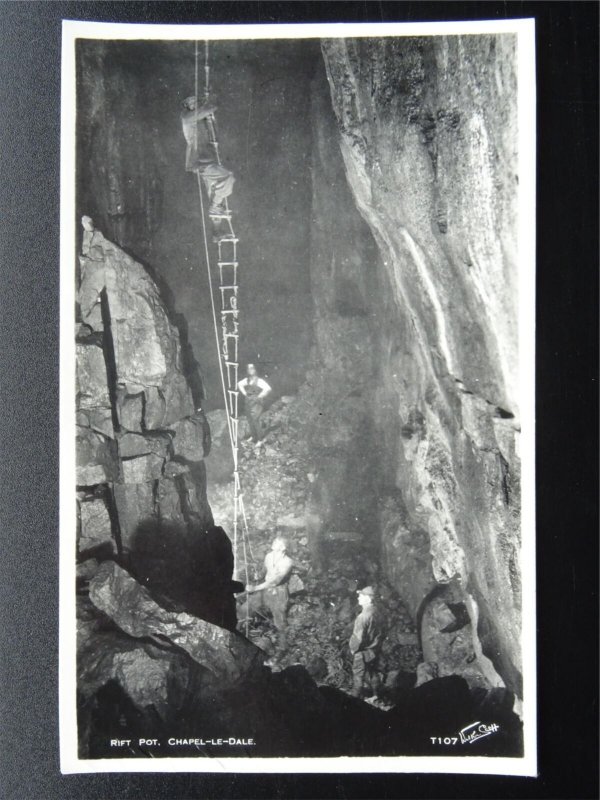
[181, 95, 235, 241]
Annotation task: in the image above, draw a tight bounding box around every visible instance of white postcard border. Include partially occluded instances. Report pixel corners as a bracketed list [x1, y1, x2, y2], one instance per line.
[60, 17, 537, 777]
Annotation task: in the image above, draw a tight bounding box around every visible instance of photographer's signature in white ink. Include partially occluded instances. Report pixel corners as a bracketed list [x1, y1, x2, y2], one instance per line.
[430, 721, 500, 746]
[459, 721, 500, 744]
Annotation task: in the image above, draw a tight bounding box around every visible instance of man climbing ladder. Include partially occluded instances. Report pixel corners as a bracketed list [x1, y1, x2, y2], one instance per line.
[180, 94, 235, 241]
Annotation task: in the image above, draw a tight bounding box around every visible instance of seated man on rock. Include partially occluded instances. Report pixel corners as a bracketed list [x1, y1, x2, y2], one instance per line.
[237, 536, 293, 636]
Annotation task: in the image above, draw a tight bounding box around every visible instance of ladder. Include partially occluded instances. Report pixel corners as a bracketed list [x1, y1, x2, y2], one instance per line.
[193, 41, 255, 606]
[213, 207, 243, 571]
[196, 112, 254, 582]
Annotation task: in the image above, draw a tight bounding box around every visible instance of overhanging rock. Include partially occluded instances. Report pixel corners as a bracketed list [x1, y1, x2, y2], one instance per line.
[89, 561, 263, 685]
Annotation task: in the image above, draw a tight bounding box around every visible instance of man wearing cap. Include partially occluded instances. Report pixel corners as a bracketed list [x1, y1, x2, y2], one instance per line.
[349, 586, 383, 699]
[180, 95, 235, 236]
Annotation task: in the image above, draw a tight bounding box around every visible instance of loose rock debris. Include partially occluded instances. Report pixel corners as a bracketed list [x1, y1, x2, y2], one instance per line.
[207, 396, 422, 698]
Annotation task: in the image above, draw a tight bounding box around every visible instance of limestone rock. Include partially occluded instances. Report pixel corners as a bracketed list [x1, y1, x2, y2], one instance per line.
[112, 482, 155, 550]
[78, 229, 195, 428]
[76, 342, 114, 438]
[318, 37, 523, 696]
[121, 453, 165, 484]
[118, 431, 171, 459]
[155, 477, 185, 524]
[116, 390, 144, 432]
[89, 561, 263, 685]
[76, 426, 120, 486]
[78, 630, 180, 720]
[415, 661, 439, 687]
[169, 416, 209, 462]
[77, 558, 100, 582]
[78, 495, 114, 554]
[76, 408, 114, 440]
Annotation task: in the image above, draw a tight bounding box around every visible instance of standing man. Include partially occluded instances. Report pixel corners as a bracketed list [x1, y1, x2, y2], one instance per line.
[180, 95, 235, 236]
[237, 536, 293, 633]
[349, 586, 383, 699]
[237, 364, 272, 443]
[304, 468, 331, 575]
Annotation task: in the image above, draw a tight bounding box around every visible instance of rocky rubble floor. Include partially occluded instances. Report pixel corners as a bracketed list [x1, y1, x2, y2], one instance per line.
[208, 397, 421, 698]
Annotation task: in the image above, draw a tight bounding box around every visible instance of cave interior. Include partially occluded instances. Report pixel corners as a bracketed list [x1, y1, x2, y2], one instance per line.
[75, 35, 524, 758]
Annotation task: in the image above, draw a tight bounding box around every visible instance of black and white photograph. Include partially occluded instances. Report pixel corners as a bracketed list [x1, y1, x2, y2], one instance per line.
[60, 19, 537, 774]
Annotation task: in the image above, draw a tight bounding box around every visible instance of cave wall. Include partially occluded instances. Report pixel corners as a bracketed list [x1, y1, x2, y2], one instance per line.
[313, 35, 523, 695]
[76, 224, 213, 569]
[76, 39, 319, 406]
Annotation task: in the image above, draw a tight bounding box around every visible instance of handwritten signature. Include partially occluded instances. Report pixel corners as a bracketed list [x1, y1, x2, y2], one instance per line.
[459, 721, 500, 744]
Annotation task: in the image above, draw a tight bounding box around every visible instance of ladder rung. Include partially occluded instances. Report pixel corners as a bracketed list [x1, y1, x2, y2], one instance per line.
[218, 262, 238, 267]
[218, 237, 239, 244]
[219, 285, 238, 292]
[223, 332, 238, 339]
[221, 309, 238, 316]
[224, 361, 238, 367]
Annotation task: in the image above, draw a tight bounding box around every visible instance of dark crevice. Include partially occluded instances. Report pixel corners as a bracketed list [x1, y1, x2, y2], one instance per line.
[98, 287, 121, 435]
[106, 484, 124, 558]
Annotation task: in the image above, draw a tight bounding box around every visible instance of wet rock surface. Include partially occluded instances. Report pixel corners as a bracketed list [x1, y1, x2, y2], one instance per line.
[314, 37, 523, 696]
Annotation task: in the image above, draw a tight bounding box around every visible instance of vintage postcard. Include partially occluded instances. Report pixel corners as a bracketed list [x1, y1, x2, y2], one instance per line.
[60, 18, 536, 775]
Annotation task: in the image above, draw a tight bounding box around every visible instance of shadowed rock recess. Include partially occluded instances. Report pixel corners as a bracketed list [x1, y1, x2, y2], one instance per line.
[75, 35, 523, 758]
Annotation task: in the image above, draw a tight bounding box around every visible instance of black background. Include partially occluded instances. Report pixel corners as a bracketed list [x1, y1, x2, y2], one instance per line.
[0, 2, 597, 799]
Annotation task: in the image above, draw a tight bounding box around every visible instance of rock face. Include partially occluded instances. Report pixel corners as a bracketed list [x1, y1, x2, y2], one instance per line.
[76, 224, 213, 563]
[89, 562, 262, 685]
[311, 36, 523, 696]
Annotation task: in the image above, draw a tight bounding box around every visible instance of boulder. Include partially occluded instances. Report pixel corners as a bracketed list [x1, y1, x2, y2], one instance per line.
[78, 630, 182, 720]
[89, 561, 263, 686]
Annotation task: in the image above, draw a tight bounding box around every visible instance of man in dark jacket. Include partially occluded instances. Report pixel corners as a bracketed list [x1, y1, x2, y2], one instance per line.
[349, 586, 383, 699]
